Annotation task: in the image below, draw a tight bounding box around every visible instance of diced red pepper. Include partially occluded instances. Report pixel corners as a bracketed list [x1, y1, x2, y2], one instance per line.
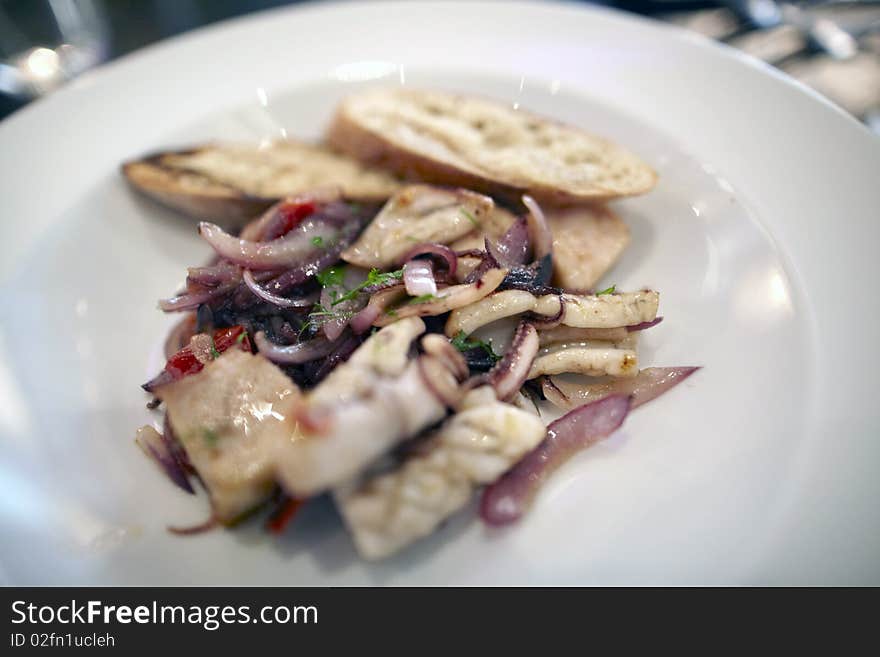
[263, 200, 317, 241]
[266, 497, 305, 534]
[143, 326, 252, 392]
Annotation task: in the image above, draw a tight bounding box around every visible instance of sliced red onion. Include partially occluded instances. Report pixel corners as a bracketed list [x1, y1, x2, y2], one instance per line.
[243, 269, 319, 308]
[199, 200, 362, 272]
[186, 262, 241, 288]
[480, 394, 631, 526]
[262, 247, 350, 293]
[349, 305, 381, 334]
[158, 281, 239, 312]
[350, 286, 408, 333]
[168, 516, 219, 535]
[399, 243, 458, 277]
[487, 322, 539, 402]
[163, 416, 194, 475]
[239, 190, 342, 241]
[403, 259, 438, 297]
[488, 215, 529, 268]
[135, 425, 194, 494]
[627, 317, 664, 332]
[522, 194, 553, 261]
[542, 366, 700, 412]
[199, 219, 330, 271]
[311, 333, 362, 383]
[253, 331, 337, 364]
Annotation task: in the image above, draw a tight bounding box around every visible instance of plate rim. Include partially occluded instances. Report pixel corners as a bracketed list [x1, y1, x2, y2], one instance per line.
[1, 0, 879, 584]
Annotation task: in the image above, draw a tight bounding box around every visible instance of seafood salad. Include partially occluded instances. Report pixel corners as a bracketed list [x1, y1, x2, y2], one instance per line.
[128, 88, 698, 560]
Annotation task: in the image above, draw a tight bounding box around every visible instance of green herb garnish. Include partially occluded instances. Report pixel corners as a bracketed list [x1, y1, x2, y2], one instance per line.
[331, 268, 403, 307]
[596, 285, 616, 296]
[367, 267, 404, 287]
[305, 267, 405, 334]
[461, 208, 480, 228]
[311, 236, 324, 247]
[451, 331, 500, 362]
[406, 294, 437, 305]
[235, 331, 248, 344]
[316, 265, 346, 288]
[385, 309, 398, 317]
[307, 304, 336, 318]
[209, 339, 221, 359]
[202, 428, 219, 446]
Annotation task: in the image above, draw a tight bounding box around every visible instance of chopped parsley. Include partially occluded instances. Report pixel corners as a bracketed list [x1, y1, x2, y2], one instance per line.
[304, 266, 406, 333]
[235, 330, 249, 344]
[202, 428, 219, 446]
[311, 236, 324, 247]
[596, 285, 616, 296]
[406, 293, 437, 305]
[307, 303, 336, 318]
[367, 267, 404, 287]
[461, 208, 480, 228]
[316, 265, 346, 288]
[331, 268, 403, 307]
[451, 331, 500, 362]
[209, 339, 221, 359]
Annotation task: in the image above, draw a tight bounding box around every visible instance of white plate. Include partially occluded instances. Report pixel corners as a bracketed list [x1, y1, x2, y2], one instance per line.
[1, 0, 878, 585]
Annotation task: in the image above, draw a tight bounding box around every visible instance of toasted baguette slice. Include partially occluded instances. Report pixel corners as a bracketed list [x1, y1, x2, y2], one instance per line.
[547, 204, 630, 291]
[326, 88, 657, 203]
[122, 141, 401, 225]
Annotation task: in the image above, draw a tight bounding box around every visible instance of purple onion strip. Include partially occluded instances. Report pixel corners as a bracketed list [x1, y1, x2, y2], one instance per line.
[488, 215, 529, 268]
[627, 317, 664, 332]
[135, 426, 194, 494]
[243, 269, 319, 308]
[254, 331, 337, 364]
[480, 394, 632, 526]
[522, 194, 553, 261]
[403, 259, 438, 297]
[543, 366, 700, 412]
[399, 243, 458, 277]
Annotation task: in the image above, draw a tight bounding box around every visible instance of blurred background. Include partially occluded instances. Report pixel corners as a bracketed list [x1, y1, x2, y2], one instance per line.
[1, 0, 879, 131]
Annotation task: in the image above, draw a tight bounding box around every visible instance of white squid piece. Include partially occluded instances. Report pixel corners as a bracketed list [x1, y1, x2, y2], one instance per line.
[155, 350, 300, 523]
[537, 290, 659, 329]
[446, 289, 659, 337]
[527, 334, 640, 379]
[334, 387, 547, 560]
[274, 317, 463, 497]
[445, 289, 539, 337]
[341, 185, 494, 269]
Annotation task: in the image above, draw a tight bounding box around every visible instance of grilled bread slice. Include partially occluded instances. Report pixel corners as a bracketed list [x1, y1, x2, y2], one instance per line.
[122, 141, 401, 225]
[547, 203, 631, 291]
[326, 88, 657, 204]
